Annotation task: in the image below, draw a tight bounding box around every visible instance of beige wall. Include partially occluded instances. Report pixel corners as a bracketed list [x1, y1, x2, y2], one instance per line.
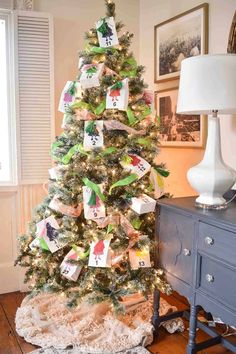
[34, 0, 236, 197]
[34, 0, 140, 135]
[140, 0, 236, 197]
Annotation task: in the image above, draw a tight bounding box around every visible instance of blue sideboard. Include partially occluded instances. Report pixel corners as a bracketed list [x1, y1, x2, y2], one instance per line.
[155, 196, 236, 353]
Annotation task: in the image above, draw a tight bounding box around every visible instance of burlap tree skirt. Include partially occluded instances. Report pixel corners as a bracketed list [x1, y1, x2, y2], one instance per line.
[15, 292, 184, 353]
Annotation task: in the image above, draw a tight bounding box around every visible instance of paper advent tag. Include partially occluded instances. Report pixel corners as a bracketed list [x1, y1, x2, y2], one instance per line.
[131, 194, 156, 214]
[29, 237, 41, 250]
[120, 154, 151, 179]
[96, 16, 119, 48]
[80, 63, 104, 89]
[129, 247, 151, 269]
[36, 216, 64, 253]
[106, 78, 129, 111]
[88, 239, 111, 267]
[48, 166, 61, 180]
[83, 120, 104, 151]
[149, 167, 164, 199]
[83, 185, 106, 220]
[60, 246, 83, 281]
[78, 57, 85, 70]
[58, 81, 81, 113]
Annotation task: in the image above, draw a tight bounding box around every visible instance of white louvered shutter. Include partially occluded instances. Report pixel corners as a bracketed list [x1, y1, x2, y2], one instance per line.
[0, 0, 13, 9]
[15, 11, 54, 184]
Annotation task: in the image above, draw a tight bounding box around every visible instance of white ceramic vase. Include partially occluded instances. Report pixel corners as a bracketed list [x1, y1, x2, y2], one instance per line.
[187, 115, 236, 208]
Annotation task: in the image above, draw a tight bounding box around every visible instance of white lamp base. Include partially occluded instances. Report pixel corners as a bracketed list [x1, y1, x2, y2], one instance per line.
[187, 114, 236, 209]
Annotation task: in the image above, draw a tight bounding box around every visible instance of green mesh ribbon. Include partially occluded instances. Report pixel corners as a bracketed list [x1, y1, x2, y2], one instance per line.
[93, 100, 106, 115]
[71, 245, 90, 259]
[121, 155, 132, 165]
[111, 81, 123, 91]
[119, 70, 137, 78]
[107, 224, 114, 234]
[136, 138, 151, 146]
[100, 147, 117, 156]
[67, 81, 77, 96]
[154, 167, 170, 177]
[51, 141, 64, 161]
[61, 144, 81, 164]
[120, 57, 137, 78]
[126, 107, 138, 126]
[131, 218, 143, 230]
[109, 173, 138, 194]
[85, 121, 96, 135]
[82, 178, 106, 202]
[97, 18, 110, 36]
[39, 238, 50, 251]
[71, 101, 91, 110]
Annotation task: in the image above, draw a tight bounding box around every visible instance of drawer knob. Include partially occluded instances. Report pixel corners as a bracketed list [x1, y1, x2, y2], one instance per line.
[205, 237, 214, 246]
[206, 274, 214, 283]
[183, 248, 191, 256]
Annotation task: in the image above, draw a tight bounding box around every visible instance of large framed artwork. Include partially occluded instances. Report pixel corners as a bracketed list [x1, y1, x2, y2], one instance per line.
[155, 88, 206, 148]
[154, 3, 208, 83]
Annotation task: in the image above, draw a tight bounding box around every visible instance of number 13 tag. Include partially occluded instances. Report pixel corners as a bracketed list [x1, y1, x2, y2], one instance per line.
[129, 247, 151, 269]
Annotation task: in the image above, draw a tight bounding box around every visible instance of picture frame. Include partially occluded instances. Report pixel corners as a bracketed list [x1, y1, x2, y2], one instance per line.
[155, 88, 206, 148]
[154, 3, 209, 83]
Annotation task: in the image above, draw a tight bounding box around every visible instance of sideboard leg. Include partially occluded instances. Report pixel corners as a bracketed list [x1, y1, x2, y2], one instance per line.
[152, 288, 160, 335]
[187, 305, 199, 354]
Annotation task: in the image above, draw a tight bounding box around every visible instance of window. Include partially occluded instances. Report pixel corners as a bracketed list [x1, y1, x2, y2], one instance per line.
[0, 11, 16, 185]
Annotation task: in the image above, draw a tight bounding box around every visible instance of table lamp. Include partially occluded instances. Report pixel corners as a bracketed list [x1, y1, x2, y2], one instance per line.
[177, 54, 236, 209]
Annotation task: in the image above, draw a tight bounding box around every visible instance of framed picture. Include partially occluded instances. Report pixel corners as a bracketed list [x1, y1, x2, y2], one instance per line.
[155, 88, 206, 148]
[154, 3, 208, 83]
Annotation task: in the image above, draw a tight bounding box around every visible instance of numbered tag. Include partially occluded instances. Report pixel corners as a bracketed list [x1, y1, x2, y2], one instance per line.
[131, 194, 156, 214]
[120, 154, 151, 179]
[129, 247, 151, 269]
[106, 78, 129, 111]
[83, 120, 104, 151]
[60, 262, 82, 281]
[60, 246, 83, 281]
[88, 239, 111, 267]
[80, 63, 104, 89]
[36, 216, 64, 253]
[96, 17, 119, 48]
[58, 81, 80, 113]
[29, 237, 40, 251]
[83, 185, 106, 220]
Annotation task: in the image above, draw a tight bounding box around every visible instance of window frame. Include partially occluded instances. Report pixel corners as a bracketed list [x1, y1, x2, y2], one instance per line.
[0, 9, 17, 187]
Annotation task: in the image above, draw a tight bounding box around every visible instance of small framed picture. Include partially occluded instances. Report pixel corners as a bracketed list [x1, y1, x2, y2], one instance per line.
[154, 3, 208, 83]
[155, 88, 206, 148]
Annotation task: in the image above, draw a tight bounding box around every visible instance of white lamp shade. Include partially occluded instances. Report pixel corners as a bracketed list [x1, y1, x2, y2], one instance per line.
[177, 54, 236, 115]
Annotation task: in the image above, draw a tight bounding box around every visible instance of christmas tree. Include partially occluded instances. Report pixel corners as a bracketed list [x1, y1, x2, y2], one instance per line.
[15, 0, 171, 312]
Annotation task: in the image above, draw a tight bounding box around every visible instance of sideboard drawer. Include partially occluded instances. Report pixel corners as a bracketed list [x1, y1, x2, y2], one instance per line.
[198, 222, 236, 266]
[159, 209, 194, 285]
[198, 256, 236, 310]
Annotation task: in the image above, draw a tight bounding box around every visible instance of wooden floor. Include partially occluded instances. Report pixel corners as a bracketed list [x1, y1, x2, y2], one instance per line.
[0, 292, 234, 354]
